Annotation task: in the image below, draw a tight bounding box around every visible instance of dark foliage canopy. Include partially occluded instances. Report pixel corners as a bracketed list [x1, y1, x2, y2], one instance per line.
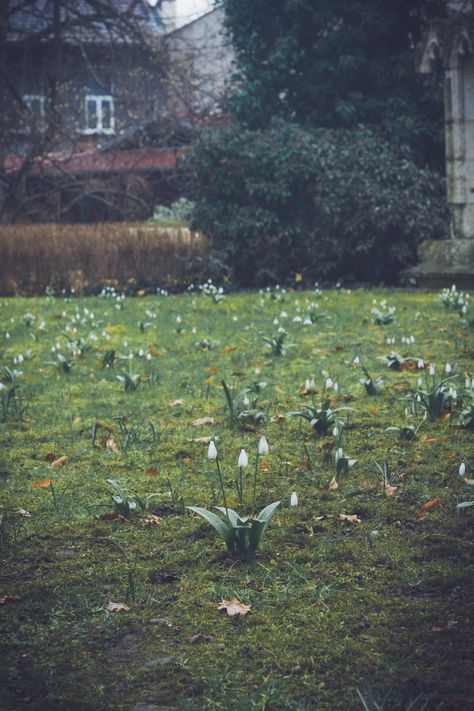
[223, 0, 446, 168]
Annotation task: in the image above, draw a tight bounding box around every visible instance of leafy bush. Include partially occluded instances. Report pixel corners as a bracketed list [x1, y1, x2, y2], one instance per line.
[149, 198, 195, 226]
[184, 122, 448, 287]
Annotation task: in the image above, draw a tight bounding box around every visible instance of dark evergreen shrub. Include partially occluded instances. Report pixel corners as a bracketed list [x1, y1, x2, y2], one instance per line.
[184, 122, 448, 286]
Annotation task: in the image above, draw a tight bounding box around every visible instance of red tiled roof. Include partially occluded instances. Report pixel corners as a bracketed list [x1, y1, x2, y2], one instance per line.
[4, 147, 182, 176]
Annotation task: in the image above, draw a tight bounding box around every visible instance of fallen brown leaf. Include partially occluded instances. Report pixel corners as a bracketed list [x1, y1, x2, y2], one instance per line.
[368, 406, 379, 416]
[18, 508, 32, 517]
[146, 467, 159, 477]
[432, 620, 458, 633]
[150, 571, 180, 584]
[192, 417, 215, 426]
[143, 514, 162, 525]
[106, 601, 130, 613]
[419, 498, 444, 519]
[193, 436, 213, 444]
[218, 597, 251, 618]
[44, 452, 58, 462]
[339, 513, 362, 524]
[329, 476, 339, 491]
[106, 436, 119, 453]
[170, 399, 184, 406]
[464, 478, 474, 486]
[187, 634, 217, 644]
[51, 455, 68, 468]
[381, 481, 397, 497]
[33, 478, 54, 488]
[99, 511, 127, 522]
[0, 595, 21, 604]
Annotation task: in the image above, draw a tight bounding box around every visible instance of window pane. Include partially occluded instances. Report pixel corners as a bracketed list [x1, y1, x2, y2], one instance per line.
[87, 99, 97, 129]
[101, 99, 112, 129]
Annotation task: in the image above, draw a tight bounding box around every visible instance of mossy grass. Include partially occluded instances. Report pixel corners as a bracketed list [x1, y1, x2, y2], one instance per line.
[0, 287, 473, 710]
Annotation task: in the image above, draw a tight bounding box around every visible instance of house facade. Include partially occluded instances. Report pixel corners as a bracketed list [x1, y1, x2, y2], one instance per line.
[1, 0, 233, 223]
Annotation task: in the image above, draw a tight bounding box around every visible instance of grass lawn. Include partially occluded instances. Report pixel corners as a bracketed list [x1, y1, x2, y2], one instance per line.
[0, 286, 473, 711]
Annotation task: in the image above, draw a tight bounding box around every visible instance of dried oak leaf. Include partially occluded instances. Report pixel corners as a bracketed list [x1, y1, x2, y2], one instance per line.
[218, 598, 251, 618]
[106, 601, 130, 613]
[192, 417, 215, 426]
[329, 476, 339, 491]
[339, 513, 362, 524]
[419, 498, 444, 519]
[143, 514, 162, 525]
[44, 452, 58, 462]
[170, 399, 184, 406]
[51, 455, 68, 468]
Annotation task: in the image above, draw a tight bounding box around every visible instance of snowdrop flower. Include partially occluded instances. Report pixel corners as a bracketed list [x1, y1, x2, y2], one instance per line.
[333, 382, 339, 393]
[138, 349, 144, 357]
[325, 377, 334, 390]
[280, 311, 288, 318]
[278, 326, 285, 333]
[417, 377, 423, 386]
[192, 327, 197, 334]
[303, 318, 312, 325]
[445, 362, 452, 374]
[353, 355, 360, 366]
[459, 462, 466, 477]
[238, 449, 249, 468]
[417, 359, 424, 369]
[333, 426, 339, 438]
[243, 396, 250, 407]
[273, 318, 279, 326]
[258, 435, 269, 456]
[290, 492, 298, 507]
[429, 364, 435, 376]
[208, 441, 217, 460]
[232, 315, 238, 322]
[293, 316, 302, 323]
[146, 353, 152, 361]
[305, 378, 315, 392]
[255, 367, 261, 375]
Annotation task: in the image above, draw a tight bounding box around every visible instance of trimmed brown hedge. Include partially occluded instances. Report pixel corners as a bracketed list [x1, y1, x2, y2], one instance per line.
[0, 222, 210, 295]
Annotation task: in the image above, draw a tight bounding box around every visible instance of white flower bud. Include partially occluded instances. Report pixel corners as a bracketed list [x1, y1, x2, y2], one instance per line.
[208, 441, 217, 460]
[290, 492, 298, 507]
[445, 362, 452, 374]
[238, 449, 248, 468]
[325, 377, 333, 390]
[459, 462, 466, 477]
[258, 435, 269, 456]
[429, 365, 435, 376]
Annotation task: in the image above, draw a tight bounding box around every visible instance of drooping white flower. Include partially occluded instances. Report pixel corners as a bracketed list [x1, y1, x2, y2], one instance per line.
[325, 377, 334, 390]
[459, 462, 466, 477]
[208, 441, 217, 460]
[238, 449, 249, 468]
[445, 362, 452, 374]
[353, 355, 360, 366]
[290, 492, 298, 507]
[429, 364, 435, 376]
[258, 435, 269, 456]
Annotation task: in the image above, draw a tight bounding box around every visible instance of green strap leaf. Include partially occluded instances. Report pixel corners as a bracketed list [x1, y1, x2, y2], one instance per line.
[186, 506, 231, 544]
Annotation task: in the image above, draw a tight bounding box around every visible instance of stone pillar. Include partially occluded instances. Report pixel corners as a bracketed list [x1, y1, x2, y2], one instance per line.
[404, 8, 474, 288]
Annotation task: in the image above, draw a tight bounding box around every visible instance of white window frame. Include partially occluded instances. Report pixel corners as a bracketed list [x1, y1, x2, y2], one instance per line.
[84, 94, 115, 135]
[23, 94, 45, 121]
